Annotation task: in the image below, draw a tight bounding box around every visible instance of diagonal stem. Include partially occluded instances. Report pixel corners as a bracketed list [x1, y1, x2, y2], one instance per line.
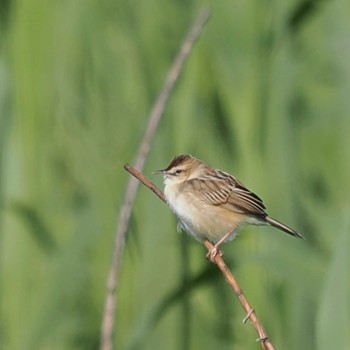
[124, 164, 276, 350]
[99, 10, 210, 350]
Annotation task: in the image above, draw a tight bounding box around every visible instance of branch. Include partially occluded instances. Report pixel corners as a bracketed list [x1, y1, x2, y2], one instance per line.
[124, 164, 276, 350]
[100, 10, 210, 350]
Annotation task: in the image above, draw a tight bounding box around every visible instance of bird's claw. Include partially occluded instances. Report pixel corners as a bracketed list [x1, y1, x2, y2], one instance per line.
[206, 246, 223, 262]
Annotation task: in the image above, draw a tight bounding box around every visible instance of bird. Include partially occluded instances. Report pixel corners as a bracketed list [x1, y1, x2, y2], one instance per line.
[155, 154, 302, 261]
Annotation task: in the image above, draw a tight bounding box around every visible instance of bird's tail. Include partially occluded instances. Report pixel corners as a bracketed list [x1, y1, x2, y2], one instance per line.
[265, 216, 303, 239]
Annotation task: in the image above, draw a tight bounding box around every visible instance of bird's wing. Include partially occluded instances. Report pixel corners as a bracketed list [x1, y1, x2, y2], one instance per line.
[185, 170, 266, 216]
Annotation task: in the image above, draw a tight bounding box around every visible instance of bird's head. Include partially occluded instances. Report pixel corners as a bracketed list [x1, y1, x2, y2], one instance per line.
[154, 154, 201, 185]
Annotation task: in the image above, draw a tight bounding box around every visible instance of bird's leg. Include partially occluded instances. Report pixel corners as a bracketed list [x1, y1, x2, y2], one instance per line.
[206, 231, 232, 262]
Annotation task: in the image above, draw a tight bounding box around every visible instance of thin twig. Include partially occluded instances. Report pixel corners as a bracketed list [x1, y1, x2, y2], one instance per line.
[124, 164, 276, 350]
[100, 10, 210, 350]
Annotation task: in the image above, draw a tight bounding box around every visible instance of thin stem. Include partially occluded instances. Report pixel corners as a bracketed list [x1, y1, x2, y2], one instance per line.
[124, 164, 276, 350]
[99, 10, 210, 350]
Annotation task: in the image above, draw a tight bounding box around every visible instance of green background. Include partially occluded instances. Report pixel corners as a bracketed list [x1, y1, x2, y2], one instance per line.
[1, 1, 349, 349]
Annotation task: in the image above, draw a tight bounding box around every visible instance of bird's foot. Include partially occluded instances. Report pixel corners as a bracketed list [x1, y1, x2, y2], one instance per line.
[206, 245, 223, 262]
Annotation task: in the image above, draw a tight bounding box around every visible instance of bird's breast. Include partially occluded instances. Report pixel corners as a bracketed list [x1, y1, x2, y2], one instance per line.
[164, 183, 244, 243]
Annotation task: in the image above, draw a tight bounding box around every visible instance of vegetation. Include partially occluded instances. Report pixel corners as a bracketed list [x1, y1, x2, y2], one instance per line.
[0, 1, 349, 349]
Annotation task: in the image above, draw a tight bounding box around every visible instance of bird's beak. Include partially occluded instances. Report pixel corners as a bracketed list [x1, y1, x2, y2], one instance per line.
[153, 169, 166, 175]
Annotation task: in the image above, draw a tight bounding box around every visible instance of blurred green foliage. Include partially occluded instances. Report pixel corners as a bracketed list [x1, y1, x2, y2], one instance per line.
[1, 0, 349, 349]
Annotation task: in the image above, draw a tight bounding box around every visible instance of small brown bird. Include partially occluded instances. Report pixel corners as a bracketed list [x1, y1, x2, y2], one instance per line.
[156, 154, 302, 260]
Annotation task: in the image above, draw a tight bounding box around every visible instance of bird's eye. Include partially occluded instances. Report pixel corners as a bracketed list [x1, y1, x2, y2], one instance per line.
[175, 169, 182, 175]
